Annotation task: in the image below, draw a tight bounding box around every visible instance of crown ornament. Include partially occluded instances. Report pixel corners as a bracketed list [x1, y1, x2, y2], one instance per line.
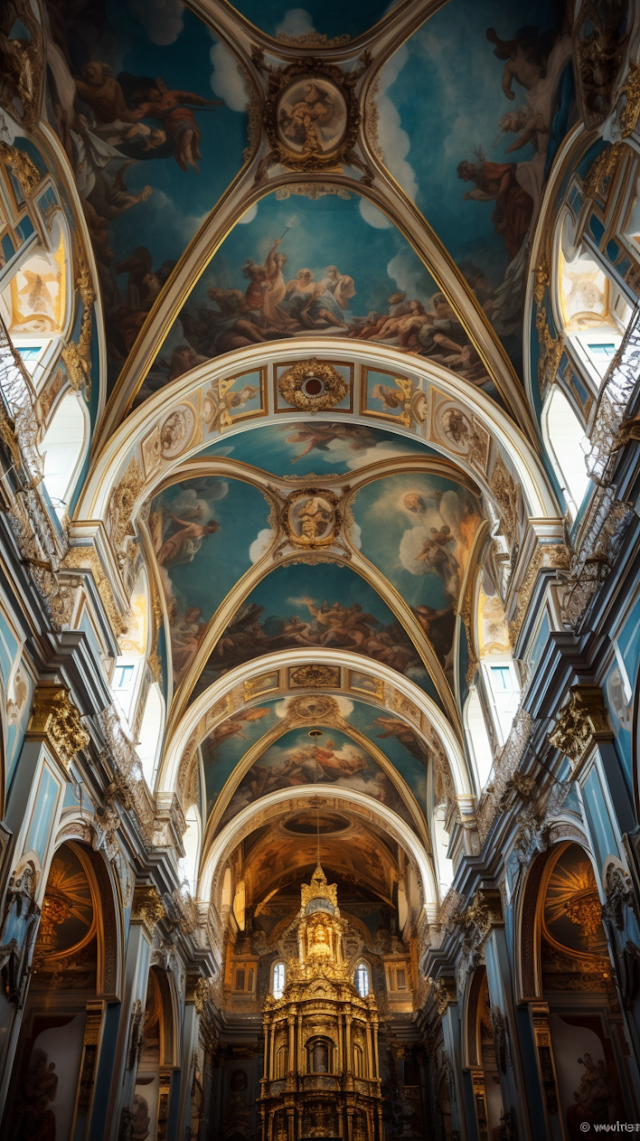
[300, 863, 339, 915]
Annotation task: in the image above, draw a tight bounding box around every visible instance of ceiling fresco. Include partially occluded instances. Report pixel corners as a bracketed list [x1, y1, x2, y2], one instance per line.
[226, 1, 395, 43]
[377, 0, 575, 374]
[351, 472, 483, 681]
[213, 724, 417, 834]
[200, 692, 432, 827]
[189, 561, 442, 705]
[147, 475, 272, 685]
[139, 190, 497, 409]
[42, 0, 249, 386]
[197, 420, 440, 476]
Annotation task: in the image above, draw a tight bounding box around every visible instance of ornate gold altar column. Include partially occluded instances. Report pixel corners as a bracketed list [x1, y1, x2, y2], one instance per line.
[260, 865, 382, 1141]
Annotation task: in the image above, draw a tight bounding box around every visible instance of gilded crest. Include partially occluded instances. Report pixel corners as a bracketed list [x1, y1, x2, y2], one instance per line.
[284, 489, 339, 547]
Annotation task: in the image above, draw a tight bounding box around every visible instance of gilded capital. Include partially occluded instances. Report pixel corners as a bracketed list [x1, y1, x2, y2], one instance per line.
[428, 977, 457, 1017]
[549, 685, 613, 769]
[27, 685, 90, 770]
[131, 885, 165, 937]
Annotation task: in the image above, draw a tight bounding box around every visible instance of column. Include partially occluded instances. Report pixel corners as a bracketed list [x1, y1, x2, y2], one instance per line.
[104, 886, 165, 1141]
[0, 688, 84, 1115]
[71, 999, 105, 1141]
[174, 982, 201, 1141]
[437, 979, 464, 1141]
[288, 1011, 296, 1077]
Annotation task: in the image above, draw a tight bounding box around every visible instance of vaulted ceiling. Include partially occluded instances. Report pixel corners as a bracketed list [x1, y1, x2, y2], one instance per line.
[39, 0, 581, 919]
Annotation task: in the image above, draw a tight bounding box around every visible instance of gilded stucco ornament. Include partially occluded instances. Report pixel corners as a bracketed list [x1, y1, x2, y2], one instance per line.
[603, 865, 635, 931]
[27, 684, 90, 769]
[0, 142, 41, 197]
[108, 457, 144, 567]
[131, 885, 165, 937]
[257, 58, 367, 181]
[618, 61, 640, 137]
[575, 5, 629, 129]
[583, 143, 625, 201]
[427, 976, 457, 1018]
[289, 664, 341, 688]
[549, 684, 613, 768]
[286, 693, 340, 723]
[0, 1, 44, 130]
[283, 489, 340, 548]
[278, 358, 348, 411]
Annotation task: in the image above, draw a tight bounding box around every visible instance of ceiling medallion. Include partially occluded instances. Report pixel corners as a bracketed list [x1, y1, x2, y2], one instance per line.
[287, 693, 340, 722]
[278, 359, 347, 411]
[260, 60, 360, 177]
[284, 489, 340, 548]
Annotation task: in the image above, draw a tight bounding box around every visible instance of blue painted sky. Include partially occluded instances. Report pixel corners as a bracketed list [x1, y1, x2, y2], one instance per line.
[98, 5, 248, 265]
[149, 190, 441, 367]
[352, 472, 482, 608]
[201, 700, 280, 811]
[151, 476, 271, 623]
[195, 561, 440, 704]
[379, 0, 569, 367]
[228, 1, 395, 42]
[220, 724, 414, 828]
[345, 697, 428, 811]
[199, 421, 439, 476]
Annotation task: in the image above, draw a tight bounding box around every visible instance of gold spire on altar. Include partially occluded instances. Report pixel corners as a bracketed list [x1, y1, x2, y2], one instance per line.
[300, 863, 339, 915]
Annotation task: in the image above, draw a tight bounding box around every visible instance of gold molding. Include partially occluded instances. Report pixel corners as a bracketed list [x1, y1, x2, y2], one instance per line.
[549, 684, 613, 770]
[130, 885, 165, 938]
[26, 685, 89, 770]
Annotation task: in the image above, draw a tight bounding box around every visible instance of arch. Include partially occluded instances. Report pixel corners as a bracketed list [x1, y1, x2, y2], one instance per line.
[354, 961, 370, 998]
[516, 828, 594, 1002]
[553, 207, 632, 390]
[78, 340, 557, 527]
[158, 648, 470, 801]
[200, 706, 431, 848]
[198, 784, 438, 911]
[149, 965, 180, 1070]
[51, 822, 124, 1001]
[96, 169, 534, 440]
[168, 536, 457, 729]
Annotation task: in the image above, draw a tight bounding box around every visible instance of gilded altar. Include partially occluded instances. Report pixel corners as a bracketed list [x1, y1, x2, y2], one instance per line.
[260, 865, 382, 1141]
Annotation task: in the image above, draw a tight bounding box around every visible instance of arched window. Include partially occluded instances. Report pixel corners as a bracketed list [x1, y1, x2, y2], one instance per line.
[275, 1045, 288, 1078]
[543, 386, 590, 518]
[556, 224, 630, 388]
[233, 879, 246, 931]
[482, 661, 521, 746]
[221, 867, 232, 910]
[178, 805, 200, 896]
[308, 1038, 331, 1073]
[113, 570, 150, 726]
[40, 391, 87, 516]
[464, 686, 494, 790]
[272, 961, 286, 999]
[353, 1044, 365, 1077]
[136, 682, 164, 787]
[432, 805, 454, 895]
[355, 962, 370, 998]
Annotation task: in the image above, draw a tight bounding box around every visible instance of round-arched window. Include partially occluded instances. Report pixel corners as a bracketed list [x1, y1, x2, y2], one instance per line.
[272, 961, 285, 999]
[355, 962, 370, 998]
